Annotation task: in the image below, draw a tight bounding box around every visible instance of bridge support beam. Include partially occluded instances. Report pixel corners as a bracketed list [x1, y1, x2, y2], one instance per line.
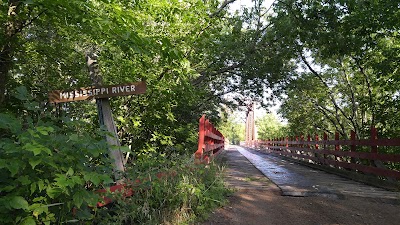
[245, 103, 255, 147]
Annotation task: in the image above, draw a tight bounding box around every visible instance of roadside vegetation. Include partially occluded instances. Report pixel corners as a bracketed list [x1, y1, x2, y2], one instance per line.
[1, 0, 399, 223]
[94, 160, 228, 225]
[0, 90, 229, 224]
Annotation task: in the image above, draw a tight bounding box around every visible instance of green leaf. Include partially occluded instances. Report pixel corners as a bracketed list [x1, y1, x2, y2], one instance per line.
[99, 174, 113, 184]
[1, 185, 16, 192]
[30, 183, 37, 195]
[29, 203, 48, 220]
[69, 134, 79, 142]
[45, 160, 57, 169]
[7, 163, 20, 176]
[17, 175, 31, 185]
[23, 101, 40, 111]
[46, 187, 62, 199]
[119, 146, 130, 153]
[83, 191, 101, 207]
[23, 142, 52, 156]
[55, 174, 70, 188]
[27, 129, 40, 138]
[66, 167, 74, 176]
[14, 86, 30, 101]
[91, 175, 101, 186]
[33, 197, 46, 202]
[0, 159, 6, 169]
[0, 113, 22, 133]
[23, 0, 34, 5]
[29, 158, 42, 169]
[72, 190, 86, 208]
[36, 126, 54, 136]
[37, 180, 45, 192]
[71, 176, 84, 186]
[116, 116, 125, 123]
[20, 216, 36, 225]
[83, 172, 101, 186]
[10, 196, 29, 210]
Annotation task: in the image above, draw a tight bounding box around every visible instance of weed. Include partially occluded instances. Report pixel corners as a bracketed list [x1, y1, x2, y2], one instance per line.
[93, 156, 230, 224]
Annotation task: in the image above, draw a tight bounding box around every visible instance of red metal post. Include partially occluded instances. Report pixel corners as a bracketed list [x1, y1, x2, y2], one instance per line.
[205, 119, 212, 160]
[335, 132, 341, 163]
[350, 130, 356, 163]
[195, 115, 206, 163]
[314, 134, 319, 161]
[335, 132, 340, 151]
[323, 132, 328, 161]
[371, 126, 378, 153]
[286, 136, 289, 148]
[350, 130, 356, 152]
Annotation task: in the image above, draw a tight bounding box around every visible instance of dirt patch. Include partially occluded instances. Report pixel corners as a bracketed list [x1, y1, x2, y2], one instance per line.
[202, 189, 400, 225]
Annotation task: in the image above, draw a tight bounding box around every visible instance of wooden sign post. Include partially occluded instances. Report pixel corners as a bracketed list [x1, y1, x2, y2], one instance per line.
[48, 52, 146, 179]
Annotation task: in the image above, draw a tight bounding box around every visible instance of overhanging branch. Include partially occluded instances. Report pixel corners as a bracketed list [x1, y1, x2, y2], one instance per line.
[210, 0, 237, 18]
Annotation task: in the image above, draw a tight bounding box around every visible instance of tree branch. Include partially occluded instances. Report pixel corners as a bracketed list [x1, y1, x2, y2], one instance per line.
[302, 90, 346, 136]
[210, 0, 237, 18]
[338, 57, 360, 137]
[11, 9, 48, 38]
[192, 60, 245, 86]
[352, 56, 375, 127]
[298, 50, 351, 137]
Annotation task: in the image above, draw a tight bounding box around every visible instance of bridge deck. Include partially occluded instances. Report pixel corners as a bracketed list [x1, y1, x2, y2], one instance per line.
[235, 146, 400, 200]
[203, 146, 400, 225]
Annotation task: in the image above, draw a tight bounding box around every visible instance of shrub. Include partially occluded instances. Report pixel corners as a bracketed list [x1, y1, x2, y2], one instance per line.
[0, 87, 113, 224]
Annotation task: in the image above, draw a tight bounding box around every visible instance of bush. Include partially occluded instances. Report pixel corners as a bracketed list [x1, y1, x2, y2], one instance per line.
[0, 87, 113, 224]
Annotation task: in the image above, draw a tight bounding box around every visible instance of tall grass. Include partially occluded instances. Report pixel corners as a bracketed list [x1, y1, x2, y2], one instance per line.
[92, 155, 230, 224]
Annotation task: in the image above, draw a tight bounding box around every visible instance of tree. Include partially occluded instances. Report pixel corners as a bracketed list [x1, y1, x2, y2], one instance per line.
[256, 113, 287, 140]
[0, 0, 237, 153]
[217, 111, 245, 145]
[268, 0, 400, 138]
[0, 0, 247, 223]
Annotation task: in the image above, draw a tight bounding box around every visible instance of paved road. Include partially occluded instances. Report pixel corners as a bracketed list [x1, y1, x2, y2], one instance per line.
[202, 145, 400, 225]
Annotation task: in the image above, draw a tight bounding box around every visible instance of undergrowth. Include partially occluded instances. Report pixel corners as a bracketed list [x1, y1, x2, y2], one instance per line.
[0, 87, 230, 224]
[93, 156, 230, 225]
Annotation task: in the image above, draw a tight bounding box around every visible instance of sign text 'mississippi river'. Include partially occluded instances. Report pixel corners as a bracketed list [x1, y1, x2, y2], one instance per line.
[48, 81, 146, 103]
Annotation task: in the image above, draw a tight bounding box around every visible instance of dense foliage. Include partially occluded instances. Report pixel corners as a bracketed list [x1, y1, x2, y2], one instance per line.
[217, 111, 245, 145]
[213, 0, 399, 141]
[269, 0, 400, 139]
[0, 0, 237, 223]
[1, 0, 229, 154]
[0, 89, 113, 224]
[256, 113, 287, 140]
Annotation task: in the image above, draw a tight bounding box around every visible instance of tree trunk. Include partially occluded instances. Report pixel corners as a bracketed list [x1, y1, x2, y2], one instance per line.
[0, 0, 20, 104]
[0, 50, 11, 104]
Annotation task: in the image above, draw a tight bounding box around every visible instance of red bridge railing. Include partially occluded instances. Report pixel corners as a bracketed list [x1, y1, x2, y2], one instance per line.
[195, 115, 225, 164]
[249, 127, 400, 180]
